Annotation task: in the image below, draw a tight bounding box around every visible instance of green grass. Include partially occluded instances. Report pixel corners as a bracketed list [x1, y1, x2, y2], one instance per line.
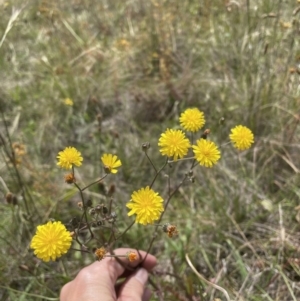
[1, 0, 300, 300]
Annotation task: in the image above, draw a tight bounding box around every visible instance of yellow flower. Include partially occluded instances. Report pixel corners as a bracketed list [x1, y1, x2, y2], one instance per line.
[158, 129, 191, 161]
[280, 21, 292, 29]
[192, 139, 221, 167]
[64, 98, 74, 106]
[30, 221, 72, 262]
[101, 153, 122, 174]
[126, 186, 164, 225]
[229, 125, 254, 151]
[57, 147, 83, 169]
[179, 108, 205, 132]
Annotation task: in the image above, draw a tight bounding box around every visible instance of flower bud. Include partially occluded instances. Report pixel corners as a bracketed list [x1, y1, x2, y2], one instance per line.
[201, 129, 210, 139]
[86, 199, 93, 207]
[97, 220, 105, 226]
[5, 192, 18, 205]
[141, 142, 150, 152]
[89, 208, 96, 216]
[219, 117, 225, 124]
[107, 212, 117, 223]
[69, 217, 79, 228]
[108, 184, 115, 196]
[64, 173, 76, 184]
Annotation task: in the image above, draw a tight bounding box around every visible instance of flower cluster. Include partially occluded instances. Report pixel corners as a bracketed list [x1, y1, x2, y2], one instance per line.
[158, 108, 254, 168]
[30, 107, 254, 263]
[57, 147, 122, 174]
[158, 108, 221, 167]
[31, 149, 123, 262]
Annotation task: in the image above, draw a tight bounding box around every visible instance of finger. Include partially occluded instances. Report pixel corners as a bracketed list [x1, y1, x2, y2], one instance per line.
[116, 283, 152, 301]
[86, 248, 157, 284]
[60, 281, 72, 300]
[60, 248, 156, 301]
[109, 248, 157, 272]
[118, 268, 149, 301]
[142, 287, 152, 301]
[118, 250, 157, 278]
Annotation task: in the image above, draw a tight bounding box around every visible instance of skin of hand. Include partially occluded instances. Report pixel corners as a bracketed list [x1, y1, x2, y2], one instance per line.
[60, 248, 157, 301]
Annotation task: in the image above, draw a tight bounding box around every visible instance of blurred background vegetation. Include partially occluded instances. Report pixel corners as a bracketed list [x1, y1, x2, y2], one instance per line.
[1, 0, 300, 300]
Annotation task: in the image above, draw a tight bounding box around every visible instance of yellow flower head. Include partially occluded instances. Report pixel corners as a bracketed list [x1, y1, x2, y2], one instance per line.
[101, 153, 122, 174]
[229, 125, 254, 151]
[57, 147, 83, 170]
[192, 138, 221, 167]
[126, 186, 164, 225]
[179, 108, 205, 132]
[158, 129, 191, 161]
[30, 221, 72, 262]
[64, 98, 74, 106]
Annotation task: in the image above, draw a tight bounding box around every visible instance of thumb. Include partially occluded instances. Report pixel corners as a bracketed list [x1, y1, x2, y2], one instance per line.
[118, 268, 149, 301]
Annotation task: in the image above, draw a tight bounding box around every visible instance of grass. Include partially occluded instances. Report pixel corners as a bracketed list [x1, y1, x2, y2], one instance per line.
[1, 0, 300, 300]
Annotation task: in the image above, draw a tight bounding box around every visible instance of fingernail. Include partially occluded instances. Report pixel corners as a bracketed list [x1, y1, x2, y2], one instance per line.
[135, 268, 148, 285]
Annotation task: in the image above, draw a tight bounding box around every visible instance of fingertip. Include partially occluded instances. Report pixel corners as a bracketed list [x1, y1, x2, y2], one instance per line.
[142, 287, 152, 301]
[134, 268, 148, 285]
[118, 268, 149, 301]
[112, 248, 157, 271]
[60, 281, 71, 301]
[141, 253, 157, 271]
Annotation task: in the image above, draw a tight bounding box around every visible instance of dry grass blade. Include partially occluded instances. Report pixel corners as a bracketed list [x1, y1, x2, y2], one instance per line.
[0, 6, 25, 49]
[185, 253, 231, 301]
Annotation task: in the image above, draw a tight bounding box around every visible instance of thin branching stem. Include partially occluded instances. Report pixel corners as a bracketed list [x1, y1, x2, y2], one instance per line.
[73, 182, 94, 240]
[145, 151, 157, 173]
[144, 173, 189, 262]
[149, 158, 168, 189]
[115, 220, 135, 241]
[0, 112, 39, 220]
[81, 174, 108, 191]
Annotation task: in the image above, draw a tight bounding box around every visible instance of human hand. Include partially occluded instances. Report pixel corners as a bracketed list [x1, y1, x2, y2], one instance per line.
[60, 248, 157, 301]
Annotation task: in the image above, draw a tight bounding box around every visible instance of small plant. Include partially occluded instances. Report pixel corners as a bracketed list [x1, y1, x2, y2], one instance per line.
[30, 107, 254, 266]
